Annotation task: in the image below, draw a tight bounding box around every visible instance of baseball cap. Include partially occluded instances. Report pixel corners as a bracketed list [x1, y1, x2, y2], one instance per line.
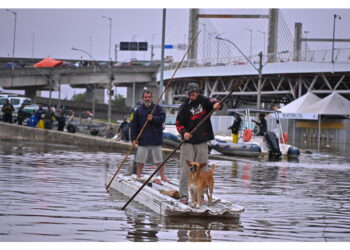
[186, 83, 200, 93]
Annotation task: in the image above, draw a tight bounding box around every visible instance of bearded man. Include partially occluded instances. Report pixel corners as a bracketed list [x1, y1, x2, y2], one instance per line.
[130, 90, 168, 182]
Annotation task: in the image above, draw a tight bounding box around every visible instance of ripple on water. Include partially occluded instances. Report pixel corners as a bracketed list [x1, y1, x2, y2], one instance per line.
[1, 140, 350, 241]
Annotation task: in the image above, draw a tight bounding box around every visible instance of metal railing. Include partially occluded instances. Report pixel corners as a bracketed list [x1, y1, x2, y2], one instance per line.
[164, 48, 350, 71]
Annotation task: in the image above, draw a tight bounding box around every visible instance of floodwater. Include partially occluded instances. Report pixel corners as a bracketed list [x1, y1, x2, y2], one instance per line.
[1, 140, 350, 242]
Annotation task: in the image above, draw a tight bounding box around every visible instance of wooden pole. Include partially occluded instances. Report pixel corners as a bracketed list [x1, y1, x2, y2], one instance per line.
[105, 32, 201, 190]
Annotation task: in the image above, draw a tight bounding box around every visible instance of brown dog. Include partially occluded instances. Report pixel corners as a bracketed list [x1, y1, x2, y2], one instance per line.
[186, 160, 216, 208]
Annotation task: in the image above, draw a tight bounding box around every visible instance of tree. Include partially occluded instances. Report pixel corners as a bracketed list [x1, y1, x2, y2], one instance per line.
[71, 92, 86, 102]
[112, 94, 127, 109]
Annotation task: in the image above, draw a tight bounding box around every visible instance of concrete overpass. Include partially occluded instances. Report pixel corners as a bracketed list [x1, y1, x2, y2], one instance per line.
[0, 61, 160, 107]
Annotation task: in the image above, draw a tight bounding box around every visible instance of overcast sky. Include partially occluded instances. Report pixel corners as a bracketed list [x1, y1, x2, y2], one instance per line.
[1, 2, 350, 100]
[1, 6, 350, 61]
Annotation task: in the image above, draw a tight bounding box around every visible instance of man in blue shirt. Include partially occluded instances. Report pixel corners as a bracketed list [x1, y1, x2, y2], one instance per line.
[130, 90, 168, 182]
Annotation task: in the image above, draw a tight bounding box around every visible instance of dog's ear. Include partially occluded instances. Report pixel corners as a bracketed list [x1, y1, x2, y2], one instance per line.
[199, 162, 207, 169]
[186, 160, 192, 167]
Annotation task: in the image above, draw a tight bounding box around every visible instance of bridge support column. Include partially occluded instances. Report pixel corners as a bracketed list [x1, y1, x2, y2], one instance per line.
[294, 22, 303, 61]
[188, 8, 199, 60]
[86, 87, 104, 104]
[267, 8, 279, 63]
[24, 88, 41, 99]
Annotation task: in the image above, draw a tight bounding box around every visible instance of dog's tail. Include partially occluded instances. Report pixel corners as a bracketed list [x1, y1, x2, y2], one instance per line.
[210, 164, 216, 173]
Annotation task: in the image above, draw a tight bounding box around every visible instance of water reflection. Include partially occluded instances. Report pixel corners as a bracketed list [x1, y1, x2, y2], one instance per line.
[163, 217, 242, 242]
[1, 140, 350, 241]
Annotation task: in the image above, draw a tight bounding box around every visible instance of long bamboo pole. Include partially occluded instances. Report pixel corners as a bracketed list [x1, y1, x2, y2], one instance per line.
[105, 32, 200, 190]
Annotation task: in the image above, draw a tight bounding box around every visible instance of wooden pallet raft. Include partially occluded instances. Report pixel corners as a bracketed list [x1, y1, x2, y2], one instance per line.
[107, 174, 244, 218]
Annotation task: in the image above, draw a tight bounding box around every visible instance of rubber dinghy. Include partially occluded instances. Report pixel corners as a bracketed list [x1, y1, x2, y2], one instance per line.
[211, 136, 262, 157]
[107, 174, 244, 218]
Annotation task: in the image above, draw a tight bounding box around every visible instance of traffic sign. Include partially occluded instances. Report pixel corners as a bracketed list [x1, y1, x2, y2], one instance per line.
[119, 41, 148, 51]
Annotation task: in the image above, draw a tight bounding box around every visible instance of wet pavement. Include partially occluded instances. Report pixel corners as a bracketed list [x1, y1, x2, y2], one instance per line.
[1, 140, 350, 241]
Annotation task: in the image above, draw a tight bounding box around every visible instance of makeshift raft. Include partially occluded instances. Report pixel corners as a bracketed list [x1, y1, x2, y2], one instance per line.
[107, 174, 244, 218]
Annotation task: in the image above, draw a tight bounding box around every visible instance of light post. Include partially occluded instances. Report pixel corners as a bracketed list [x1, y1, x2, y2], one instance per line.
[244, 28, 253, 59]
[72, 47, 97, 118]
[150, 33, 159, 62]
[6, 9, 17, 63]
[31, 32, 35, 59]
[257, 30, 266, 56]
[303, 31, 310, 61]
[199, 23, 207, 61]
[209, 32, 219, 64]
[331, 14, 341, 64]
[159, 8, 166, 105]
[88, 35, 93, 56]
[72, 47, 96, 61]
[216, 36, 263, 109]
[102, 15, 112, 61]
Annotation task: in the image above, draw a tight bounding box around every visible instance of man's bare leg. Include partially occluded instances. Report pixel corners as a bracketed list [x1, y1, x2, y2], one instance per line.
[157, 163, 169, 182]
[136, 163, 144, 180]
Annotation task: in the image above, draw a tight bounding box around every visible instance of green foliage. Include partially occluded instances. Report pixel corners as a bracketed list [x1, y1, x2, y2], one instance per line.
[112, 94, 127, 109]
[71, 92, 86, 102]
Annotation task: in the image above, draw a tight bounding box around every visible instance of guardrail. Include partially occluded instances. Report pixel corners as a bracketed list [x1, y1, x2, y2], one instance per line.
[164, 48, 350, 71]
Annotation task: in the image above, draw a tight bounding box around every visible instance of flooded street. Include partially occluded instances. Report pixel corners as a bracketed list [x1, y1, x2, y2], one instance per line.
[1, 140, 350, 242]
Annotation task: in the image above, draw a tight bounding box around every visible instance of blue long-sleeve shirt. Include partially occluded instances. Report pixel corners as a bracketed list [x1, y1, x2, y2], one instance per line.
[130, 103, 166, 146]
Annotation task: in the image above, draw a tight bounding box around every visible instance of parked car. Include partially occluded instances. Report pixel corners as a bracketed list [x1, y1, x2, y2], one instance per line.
[2, 62, 25, 69]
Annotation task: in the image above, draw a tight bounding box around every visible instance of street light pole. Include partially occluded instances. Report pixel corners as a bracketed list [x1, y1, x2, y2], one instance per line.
[159, 8, 166, 105]
[331, 14, 341, 64]
[216, 36, 263, 109]
[257, 30, 266, 56]
[102, 15, 112, 61]
[257, 52, 263, 109]
[72, 47, 97, 118]
[108, 66, 114, 125]
[200, 23, 206, 61]
[150, 33, 158, 62]
[244, 28, 253, 58]
[303, 31, 310, 61]
[6, 9, 17, 63]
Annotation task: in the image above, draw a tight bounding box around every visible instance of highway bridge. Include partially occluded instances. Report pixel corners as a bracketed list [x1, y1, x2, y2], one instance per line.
[159, 49, 350, 109]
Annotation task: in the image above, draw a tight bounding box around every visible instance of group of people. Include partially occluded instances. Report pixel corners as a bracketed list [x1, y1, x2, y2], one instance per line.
[1, 100, 66, 131]
[228, 112, 267, 143]
[130, 82, 270, 205]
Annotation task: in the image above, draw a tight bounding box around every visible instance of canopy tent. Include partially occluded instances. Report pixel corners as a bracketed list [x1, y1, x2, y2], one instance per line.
[34, 57, 63, 68]
[299, 92, 350, 153]
[279, 92, 322, 113]
[300, 92, 350, 115]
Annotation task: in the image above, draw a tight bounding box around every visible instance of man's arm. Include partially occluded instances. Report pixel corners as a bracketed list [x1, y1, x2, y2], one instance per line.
[130, 110, 139, 142]
[149, 105, 166, 125]
[175, 105, 187, 137]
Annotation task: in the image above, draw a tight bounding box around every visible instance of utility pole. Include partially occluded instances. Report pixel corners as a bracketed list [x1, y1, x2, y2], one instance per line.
[102, 15, 112, 61]
[331, 14, 341, 64]
[159, 8, 166, 105]
[108, 61, 114, 125]
[244, 28, 253, 58]
[257, 52, 263, 109]
[257, 30, 266, 56]
[304, 30, 310, 60]
[6, 9, 17, 63]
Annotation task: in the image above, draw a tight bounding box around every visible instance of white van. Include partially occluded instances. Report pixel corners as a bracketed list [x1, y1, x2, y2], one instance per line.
[0, 97, 32, 120]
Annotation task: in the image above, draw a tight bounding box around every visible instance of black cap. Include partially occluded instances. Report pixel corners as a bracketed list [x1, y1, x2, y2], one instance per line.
[186, 83, 200, 93]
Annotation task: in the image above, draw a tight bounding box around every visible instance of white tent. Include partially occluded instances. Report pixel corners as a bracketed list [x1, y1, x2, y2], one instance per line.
[279, 92, 322, 113]
[300, 92, 350, 115]
[299, 92, 350, 153]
